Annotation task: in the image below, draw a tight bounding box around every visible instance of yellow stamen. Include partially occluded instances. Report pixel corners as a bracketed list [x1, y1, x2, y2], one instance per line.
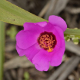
[47, 47, 53, 52]
[38, 32, 57, 52]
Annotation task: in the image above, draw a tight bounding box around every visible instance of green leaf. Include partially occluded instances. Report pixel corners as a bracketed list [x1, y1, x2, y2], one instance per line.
[64, 34, 70, 41]
[64, 28, 80, 36]
[0, 0, 80, 36]
[6, 26, 18, 40]
[24, 72, 30, 80]
[0, 0, 47, 26]
[64, 34, 80, 44]
[0, 21, 5, 80]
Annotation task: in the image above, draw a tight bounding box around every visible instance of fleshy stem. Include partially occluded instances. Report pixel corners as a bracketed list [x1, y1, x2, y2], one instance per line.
[0, 21, 5, 80]
[64, 28, 80, 36]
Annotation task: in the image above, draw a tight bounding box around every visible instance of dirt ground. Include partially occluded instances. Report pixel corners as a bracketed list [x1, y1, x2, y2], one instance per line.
[4, 0, 80, 80]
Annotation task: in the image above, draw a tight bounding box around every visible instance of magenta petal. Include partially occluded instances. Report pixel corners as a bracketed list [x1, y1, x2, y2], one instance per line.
[25, 43, 41, 61]
[54, 26, 64, 39]
[49, 15, 67, 32]
[16, 45, 25, 56]
[16, 30, 40, 49]
[23, 22, 43, 33]
[50, 56, 62, 66]
[16, 43, 41, 61]
[44, 22, 64, 39]
[50, 46, 65, 66]
[44, 23, 65, 47]
[32, 50, 49, 71]
[16, 15, 67, 71]
[36, 21, 47, 27]
[23, 22, 34, 31]
[48, 25, 65, 48]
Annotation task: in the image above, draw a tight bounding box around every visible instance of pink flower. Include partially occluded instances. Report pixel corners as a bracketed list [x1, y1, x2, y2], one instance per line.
[16, 15, 67, 71]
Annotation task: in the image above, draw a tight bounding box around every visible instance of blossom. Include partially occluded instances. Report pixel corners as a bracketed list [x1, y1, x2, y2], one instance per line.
[16, 15, 67, 71]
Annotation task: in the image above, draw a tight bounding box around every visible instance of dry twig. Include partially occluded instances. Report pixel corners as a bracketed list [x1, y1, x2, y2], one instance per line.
[38, 0, 51, 17]
[17, 68, 23, 80]
[4, 56, 34, 71]
[66, 41, 80, 56]
[45, 0, 69, 19]
[57, 56, 80, 80]
[4, 71, 12, 80]
[65, 7, 80, 14]
[47, 56, 75, 80]
[10, 69, 16, 80]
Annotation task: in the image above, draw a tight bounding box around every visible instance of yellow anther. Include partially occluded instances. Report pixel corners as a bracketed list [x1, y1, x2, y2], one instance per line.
[47, 47, 53, 52]
[38, 32, 56, 52]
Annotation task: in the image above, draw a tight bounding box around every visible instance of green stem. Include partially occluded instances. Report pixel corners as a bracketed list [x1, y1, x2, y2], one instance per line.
[64, 28, 80, 36]
[0, 21, 5, 80]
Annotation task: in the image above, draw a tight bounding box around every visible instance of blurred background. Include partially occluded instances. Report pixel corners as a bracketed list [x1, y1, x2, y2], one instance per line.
[3, 0, 80, 80]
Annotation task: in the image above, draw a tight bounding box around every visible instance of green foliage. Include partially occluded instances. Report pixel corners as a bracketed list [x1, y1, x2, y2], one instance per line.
[71, 35, 80, 44]
[64, 28, 80, 44]
[24, 72, 31, 80]
[0, 0, 80, 80]
[6, 26, 17, 40]
[0, 0, 46, 26]
[64, 34, 80, 44]
[64, 34, 70, 41]
[64, 28, 80, 36]
[0, 0, 80, 37]
[0, 21, 5, 80]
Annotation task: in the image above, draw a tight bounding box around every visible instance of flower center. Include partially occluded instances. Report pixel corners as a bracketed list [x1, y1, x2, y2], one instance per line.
[38, 31, 57, 52]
